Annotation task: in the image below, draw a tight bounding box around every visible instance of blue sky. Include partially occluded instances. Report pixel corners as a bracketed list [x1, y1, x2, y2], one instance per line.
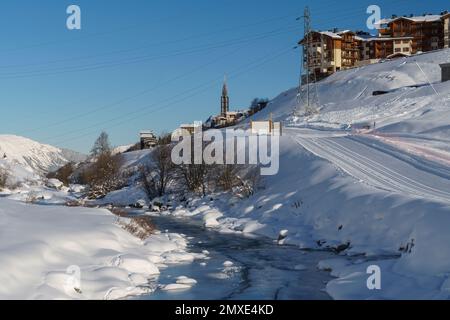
[0, 0, 447, 153]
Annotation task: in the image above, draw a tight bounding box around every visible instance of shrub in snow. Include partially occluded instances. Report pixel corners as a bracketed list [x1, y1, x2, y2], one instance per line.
[46, 162, 75, 186]
[80, 151, 126, 199]
[118, 216, 156, 240]
[0, 167, 9, 190]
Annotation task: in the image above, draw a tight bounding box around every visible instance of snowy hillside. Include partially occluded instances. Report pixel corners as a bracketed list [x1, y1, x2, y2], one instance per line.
[168, 49, 450, 299]
[0, 135, 72, 174]
[250, 49, 450, 136]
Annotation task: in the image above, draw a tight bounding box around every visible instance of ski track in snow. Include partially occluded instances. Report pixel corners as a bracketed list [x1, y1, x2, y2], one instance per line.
[289, 128, 450, 204]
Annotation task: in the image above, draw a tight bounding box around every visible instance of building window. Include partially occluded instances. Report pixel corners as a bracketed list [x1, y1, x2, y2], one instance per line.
[395, 48, 401, 52]
[403, 47, 409, 52]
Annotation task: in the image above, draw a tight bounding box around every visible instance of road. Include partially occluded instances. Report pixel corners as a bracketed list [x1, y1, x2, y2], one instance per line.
[287, 127, 450, 204]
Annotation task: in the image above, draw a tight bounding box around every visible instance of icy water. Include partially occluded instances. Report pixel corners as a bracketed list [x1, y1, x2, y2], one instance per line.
[141, 215, 335, 300]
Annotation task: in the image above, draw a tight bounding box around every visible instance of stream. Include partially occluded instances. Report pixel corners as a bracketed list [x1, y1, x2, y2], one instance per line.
[140, 215, 335, 300]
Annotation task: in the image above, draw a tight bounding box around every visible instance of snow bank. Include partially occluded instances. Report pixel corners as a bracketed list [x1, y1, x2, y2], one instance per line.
[0, 198, 203, 299]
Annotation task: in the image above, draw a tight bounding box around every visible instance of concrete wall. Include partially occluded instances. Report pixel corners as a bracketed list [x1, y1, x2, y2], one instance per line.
[442, 65, 450, 82]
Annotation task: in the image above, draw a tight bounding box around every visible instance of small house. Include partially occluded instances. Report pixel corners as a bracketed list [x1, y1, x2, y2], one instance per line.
[250, 120, 282, 136]
[140, 131, 157, 149]
[173, 122, 202, 137]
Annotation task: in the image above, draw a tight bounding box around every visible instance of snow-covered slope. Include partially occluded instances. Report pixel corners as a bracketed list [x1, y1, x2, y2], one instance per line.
[0, 135, 71, 174]
[171, 49, 450, 299]
[250, 48, 450, 137]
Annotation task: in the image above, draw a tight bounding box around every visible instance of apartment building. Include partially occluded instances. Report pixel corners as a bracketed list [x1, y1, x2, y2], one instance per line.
[444, 13, 450, 48]
[339, 30, 362, 68]
[300, 12, 449, 80]
[377, 14, 444, 53]
[299, 30, 343, 79]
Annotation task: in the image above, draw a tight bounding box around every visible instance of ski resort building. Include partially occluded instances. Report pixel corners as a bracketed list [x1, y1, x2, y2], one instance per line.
[298, 30, 344, 79]
[444, 13, 450, 48]
[377, 14, 445, 53]
[300, 11, 450, 79]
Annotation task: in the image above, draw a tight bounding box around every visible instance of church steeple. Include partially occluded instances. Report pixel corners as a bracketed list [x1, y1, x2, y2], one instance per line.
[221, 76, 229, 117]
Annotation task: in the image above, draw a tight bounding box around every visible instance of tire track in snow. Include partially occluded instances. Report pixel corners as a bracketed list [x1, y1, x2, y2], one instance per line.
[322, 138, 450, 200]
[293, 135, 450, 204]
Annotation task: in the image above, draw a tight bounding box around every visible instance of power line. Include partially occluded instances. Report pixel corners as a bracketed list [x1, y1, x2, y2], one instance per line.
[47, 45, 296, 146]
[0, 25, 299, 79]
[0, 11, 300, 69]
[20, 41, 254, 135]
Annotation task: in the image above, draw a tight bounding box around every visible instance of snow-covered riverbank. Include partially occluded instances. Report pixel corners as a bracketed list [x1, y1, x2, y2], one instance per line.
[0, 198, 207, 299]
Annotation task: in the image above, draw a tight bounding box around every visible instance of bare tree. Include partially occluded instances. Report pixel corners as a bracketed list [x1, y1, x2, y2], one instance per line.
[46, 162, 75, 186]
[141, 144, 176, 198]
[214, 165, 240, 191]
[177, 163, 210, 196]
[81, 152, 124, 199]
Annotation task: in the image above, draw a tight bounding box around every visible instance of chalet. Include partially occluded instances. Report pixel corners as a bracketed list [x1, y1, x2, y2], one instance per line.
[140, 131, 157, 149]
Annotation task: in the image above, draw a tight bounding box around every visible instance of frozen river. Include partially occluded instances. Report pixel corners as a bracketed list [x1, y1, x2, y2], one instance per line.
[141, 215, 335, 300]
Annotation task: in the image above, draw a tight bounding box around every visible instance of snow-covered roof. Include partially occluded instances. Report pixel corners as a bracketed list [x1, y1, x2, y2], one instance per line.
[363, 36, 414, 42]
[318, 31, 342, 39]
[376, 14, 444, 26]
[337, 30, 354, 35]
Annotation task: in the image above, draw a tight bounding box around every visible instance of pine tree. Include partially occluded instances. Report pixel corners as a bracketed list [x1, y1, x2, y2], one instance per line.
[91, 131, 111, 157]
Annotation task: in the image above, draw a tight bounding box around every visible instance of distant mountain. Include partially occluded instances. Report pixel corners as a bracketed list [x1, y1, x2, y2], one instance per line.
[60, 148, 87, 163]
[0, 135, 80, 174]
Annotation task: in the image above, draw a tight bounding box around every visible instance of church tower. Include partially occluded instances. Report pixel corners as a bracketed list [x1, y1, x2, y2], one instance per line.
[221, 77, 229, 117]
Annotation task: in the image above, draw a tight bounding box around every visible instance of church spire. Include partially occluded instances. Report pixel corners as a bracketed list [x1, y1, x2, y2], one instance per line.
[222, 75, 228, 96]
[221, 75, 229, 116]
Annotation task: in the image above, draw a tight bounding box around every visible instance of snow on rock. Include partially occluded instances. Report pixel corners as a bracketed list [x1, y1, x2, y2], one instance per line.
[46, 178, 64, 190]
[203, 209, 223, 228]
[176, 276, 198, 286]
[160, 283, 192, 291]
[223, 261, 234, 267]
